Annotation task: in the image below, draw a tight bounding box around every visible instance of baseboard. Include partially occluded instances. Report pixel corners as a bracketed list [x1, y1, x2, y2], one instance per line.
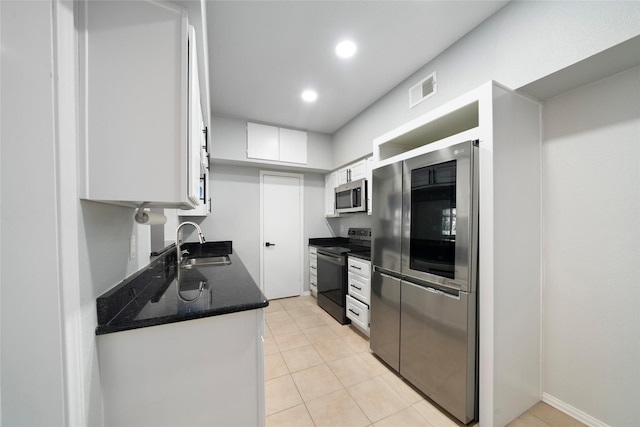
[542, 393, 609, 427]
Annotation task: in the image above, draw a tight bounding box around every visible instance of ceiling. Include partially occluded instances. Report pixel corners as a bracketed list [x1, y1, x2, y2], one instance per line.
[207, 1, 508, 135]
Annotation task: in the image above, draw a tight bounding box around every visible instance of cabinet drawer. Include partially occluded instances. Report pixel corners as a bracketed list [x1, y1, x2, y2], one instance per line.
[310, 283, 317, 297]
[309, 246, 317, 256]
[348, 257, 371, 279]
[310, 271, 317, 286]
[348, 272, 370, 305]
[346, 295, 369, 333]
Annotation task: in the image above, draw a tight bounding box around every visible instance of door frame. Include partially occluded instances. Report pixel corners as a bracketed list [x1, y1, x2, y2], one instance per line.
[259, 170, 305, 298]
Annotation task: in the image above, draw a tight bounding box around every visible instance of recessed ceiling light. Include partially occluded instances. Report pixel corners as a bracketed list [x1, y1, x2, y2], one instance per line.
[335, 40, 357, 58]
[301, 90, 318, 103]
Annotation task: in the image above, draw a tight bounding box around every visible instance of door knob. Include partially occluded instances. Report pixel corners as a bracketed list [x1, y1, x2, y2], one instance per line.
[265, 242, 276, 247]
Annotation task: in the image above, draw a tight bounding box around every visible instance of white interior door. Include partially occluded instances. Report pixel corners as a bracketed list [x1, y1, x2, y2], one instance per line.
[261, 172, 303, 300]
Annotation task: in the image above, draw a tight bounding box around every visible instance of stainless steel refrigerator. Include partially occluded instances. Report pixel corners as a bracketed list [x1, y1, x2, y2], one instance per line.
[370, 140, 479, 424]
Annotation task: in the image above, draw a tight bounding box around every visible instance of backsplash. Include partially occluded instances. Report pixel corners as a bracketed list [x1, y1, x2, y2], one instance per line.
[327, 214, 372, 236]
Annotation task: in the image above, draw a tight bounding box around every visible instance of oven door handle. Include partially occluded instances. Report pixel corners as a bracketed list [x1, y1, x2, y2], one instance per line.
[317, 252, 345, 266]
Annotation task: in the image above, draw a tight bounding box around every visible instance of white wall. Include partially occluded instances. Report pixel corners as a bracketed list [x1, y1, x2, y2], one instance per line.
[325, 214, 372, 237]
[0, 2, 66, 424]
[541, 66, 640, 427]
[1, 2, 161, 425]
[332, 1, 640, 169]
[191, 164, 332, 293]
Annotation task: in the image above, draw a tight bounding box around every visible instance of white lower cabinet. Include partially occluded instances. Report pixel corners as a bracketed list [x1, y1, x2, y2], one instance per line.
[309, 246, 318, 297]
[346, 256, 371, 335]
[98, 310, 265, 427]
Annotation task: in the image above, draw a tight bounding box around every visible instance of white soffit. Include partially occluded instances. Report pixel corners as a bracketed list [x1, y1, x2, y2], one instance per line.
[518, 35, 640, 101]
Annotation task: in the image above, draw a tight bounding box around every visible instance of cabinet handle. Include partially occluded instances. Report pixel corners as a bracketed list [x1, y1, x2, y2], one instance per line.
[348, 308, 360, 317]
[350, 284, 362, 290]
[310, 266, 316, 270]
[200, 175, 207, 202]
[350, 265, 361, 270]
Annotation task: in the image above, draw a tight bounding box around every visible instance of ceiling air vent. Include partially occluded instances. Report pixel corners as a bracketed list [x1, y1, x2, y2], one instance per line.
[409, 72, 437, 109]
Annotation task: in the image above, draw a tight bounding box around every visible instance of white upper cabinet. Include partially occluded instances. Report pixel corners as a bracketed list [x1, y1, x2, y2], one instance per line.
[337, 158, 368, 185]
[336, 168, 349, 185]
[247, 123, 279, 161]
[179, 27, 210, 217]
[279, 128, 308, 164]
[349, 159, 367, 182]
[78, 0, 199, 209]
[247, 122, 307, 164]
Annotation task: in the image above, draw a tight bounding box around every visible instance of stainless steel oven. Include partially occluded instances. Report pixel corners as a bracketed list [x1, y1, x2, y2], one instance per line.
[316, 249, 350, 324]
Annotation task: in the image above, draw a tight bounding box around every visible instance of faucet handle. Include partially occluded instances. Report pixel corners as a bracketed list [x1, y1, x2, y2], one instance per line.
[181, 249, 190, 256]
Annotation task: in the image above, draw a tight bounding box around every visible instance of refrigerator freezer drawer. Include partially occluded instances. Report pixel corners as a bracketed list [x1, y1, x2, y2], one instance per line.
[400, 280, 477, 424]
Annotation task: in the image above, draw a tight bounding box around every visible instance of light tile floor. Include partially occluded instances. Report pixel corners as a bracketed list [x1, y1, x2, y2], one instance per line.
[265, 296, 585, 427]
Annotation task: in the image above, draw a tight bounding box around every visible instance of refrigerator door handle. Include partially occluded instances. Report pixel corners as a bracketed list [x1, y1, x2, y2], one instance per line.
[379, 272, 399, 280]
[403, 278, 462, 300]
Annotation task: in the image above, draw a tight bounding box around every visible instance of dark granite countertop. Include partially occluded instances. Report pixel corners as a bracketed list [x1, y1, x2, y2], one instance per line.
[308, 237, 350, 247]
[96, 241, 268, 335]
[347, 252, 371, 262]
[308, 238, 371, 261]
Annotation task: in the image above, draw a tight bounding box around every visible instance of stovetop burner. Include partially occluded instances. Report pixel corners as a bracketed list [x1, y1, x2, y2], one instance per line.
[316, 228, 371, 257]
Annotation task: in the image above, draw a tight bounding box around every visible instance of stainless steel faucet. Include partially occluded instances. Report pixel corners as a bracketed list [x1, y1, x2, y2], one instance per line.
[175, 221, 206, 266]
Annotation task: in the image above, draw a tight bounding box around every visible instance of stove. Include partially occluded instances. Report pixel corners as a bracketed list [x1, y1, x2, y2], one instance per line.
[316, 228, 371, 324]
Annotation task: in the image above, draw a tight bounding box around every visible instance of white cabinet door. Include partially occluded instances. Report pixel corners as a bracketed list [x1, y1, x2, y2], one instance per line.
[247, 123, 279, 161]
[187, 26, 202, 207]
[79, 0, 193, 208]
[349, 159, 367, 182]
[325, 172, 338, 217]
[279, 128, 307, 164]
[99, 310, 265, 426]
[337, 167, 350, 185]
[247, 123, 308, 164]
[179, 27, 209, 216]
[337, 158, 367, 185]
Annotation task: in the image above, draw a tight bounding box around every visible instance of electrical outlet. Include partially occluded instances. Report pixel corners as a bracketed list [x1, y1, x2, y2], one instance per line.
[129, 235, 136, 261]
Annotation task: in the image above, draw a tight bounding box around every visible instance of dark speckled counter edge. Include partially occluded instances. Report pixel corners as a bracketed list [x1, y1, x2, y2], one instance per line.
[95, 241, 268, 335]
[308, 237, 371, 261]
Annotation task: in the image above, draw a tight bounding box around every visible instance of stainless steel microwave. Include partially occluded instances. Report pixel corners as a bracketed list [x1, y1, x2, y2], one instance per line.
[335, 179, 367, 213]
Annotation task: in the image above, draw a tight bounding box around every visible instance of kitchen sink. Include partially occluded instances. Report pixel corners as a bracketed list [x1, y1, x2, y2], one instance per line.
[183, 255, 231, 268]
